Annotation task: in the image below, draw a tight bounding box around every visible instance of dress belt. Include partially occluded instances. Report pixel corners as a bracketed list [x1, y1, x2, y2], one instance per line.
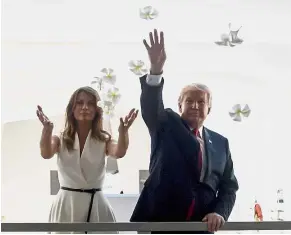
[61, 186, 101, 233]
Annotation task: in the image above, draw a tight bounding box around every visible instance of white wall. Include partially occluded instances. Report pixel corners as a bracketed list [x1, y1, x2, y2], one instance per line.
[2, 0, 291, 223]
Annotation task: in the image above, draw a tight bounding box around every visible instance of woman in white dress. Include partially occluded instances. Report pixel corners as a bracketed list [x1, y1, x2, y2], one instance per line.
[36, 86, 138, 233]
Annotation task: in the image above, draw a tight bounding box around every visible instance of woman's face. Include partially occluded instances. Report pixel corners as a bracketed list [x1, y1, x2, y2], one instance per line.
[73, 91, 97, 122]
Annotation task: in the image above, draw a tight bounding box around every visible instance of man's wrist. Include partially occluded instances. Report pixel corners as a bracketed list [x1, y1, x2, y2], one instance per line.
[150, 64, 163, 75]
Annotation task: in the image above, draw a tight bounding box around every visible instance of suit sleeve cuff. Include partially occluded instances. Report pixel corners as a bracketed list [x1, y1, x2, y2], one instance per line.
[146, 74, 163, 86]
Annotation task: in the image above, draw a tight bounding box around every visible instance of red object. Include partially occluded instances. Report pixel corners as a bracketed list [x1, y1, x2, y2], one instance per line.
[254, 203, 263, 221]
[186, 199, 195, 220]
[194, 129, 203, 174]
[186, 129, 203, 220]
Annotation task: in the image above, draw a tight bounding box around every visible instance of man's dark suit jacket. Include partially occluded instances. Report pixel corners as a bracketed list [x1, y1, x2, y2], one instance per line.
[130, 75, 239, 222]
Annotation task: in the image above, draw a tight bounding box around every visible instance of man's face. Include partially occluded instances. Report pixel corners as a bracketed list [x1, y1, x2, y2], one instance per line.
[179, 89, 210, 128]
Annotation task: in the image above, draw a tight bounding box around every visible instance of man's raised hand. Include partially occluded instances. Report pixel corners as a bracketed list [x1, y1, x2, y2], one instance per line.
[143, 29, 166, 75]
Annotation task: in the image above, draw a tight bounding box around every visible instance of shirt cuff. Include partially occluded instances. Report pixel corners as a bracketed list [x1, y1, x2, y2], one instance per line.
[146, 74, 163, 86]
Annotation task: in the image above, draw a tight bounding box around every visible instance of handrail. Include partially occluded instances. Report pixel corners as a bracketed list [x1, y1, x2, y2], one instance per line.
[1, 221, 291, 232]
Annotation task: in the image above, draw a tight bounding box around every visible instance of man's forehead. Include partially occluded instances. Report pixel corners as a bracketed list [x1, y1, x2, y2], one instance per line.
[183, 89, 207, 97]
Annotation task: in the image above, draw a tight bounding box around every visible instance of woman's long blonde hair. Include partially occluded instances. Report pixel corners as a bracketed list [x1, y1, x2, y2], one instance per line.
[62, 86, 111, 151]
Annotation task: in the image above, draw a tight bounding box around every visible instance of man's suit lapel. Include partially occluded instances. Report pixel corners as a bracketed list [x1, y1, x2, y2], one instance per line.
[203, 127, 215, 180]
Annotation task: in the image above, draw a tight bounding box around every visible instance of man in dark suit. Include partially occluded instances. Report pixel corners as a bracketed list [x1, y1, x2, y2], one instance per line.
[130, 29, 239, 233]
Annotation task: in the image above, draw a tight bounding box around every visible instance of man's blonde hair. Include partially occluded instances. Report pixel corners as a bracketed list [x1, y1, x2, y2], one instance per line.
[178, 83, 212, 107]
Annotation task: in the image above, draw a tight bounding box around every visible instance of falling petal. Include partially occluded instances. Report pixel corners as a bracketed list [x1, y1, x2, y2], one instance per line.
[229, 104, 251, 122]
[228, 41, 236, 47]
[108, 68, 114, 74]
[139, 6, 159, 20]
[149, 9, 159, 19]
[229, 25, 243, 44]
[216, 24, 243, 47]
[102, 74, 116, 85]
[136, 60, 145, 67]
[91, 77, 104, 90]
[130, 68, 142, 76]
[93, 76, 102, 82]
[101, 68, 109, 74]
[229, 104, 241, 121]
[104, 100, 114, 108]
[229, 109, 242, 121]
[93, 67, 121, 118]
[143, 6, 152, 13]
[98, 100, 115, 117]
[228, 23, 232, 30]
[128, 60, 136, 67]
[241, 104, 251, 117]
[229, 111, 236, 117]
[232, 114, 242, 122]
[231, 37, 243, 44]
[100, 68, 116, 85]
[107, 87, 121, 105]
[221, 33, 230, 42]
[232, 104, 242, 111]
[139, 12, 148, 20]
[230, 30, 243, 43]
[103, 105, 115, 117]
[215, 34, 231, 47]
[101, 68, 114, 76]
[215, 41, 228, 46]
[129, 60, 148, 76]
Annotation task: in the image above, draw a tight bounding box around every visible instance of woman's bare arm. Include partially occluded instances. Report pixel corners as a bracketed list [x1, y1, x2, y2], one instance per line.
[37, 105, 60, 159]
[40, 129, 60, 159]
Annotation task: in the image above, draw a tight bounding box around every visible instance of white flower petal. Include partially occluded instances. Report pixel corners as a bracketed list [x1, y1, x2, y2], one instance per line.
[103, 104, 115, 118]
[107, 88, 121, 105]
[130, 68, 143, 76]
[113, 87, 119, 93]
[148, 11, 159, 20]
[229, 111, 237, 117]
[241, 104, 251, 117]
[136, 60, 145, 67]
[129, 60, 147, 76]
[102, 75, 116, 85]
[108, 68, 114, 75]
[104, 100, 113, 107]
[143, 6, 152, 13]
[139, 12, 148, 20]
[140, 6, 158, 20]
[91, 81, 97, 84]
[94, 76, 102, 81]
[232, 104, 242, 112]
[151, 9, 159, 17]
[128, 60, 136, 68]
[221, 33, 230, 42]
[101, 68, 108, 74]
[232, 114, 242, 122]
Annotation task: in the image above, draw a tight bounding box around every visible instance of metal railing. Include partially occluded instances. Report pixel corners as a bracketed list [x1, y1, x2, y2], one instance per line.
[1, 221, 291, 232]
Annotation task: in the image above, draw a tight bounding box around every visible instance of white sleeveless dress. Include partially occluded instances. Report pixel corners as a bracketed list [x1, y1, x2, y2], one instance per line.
[48, 130, 116, 233]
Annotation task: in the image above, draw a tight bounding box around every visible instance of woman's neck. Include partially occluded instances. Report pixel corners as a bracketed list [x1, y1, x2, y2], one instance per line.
[76, 122, 92, 140]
